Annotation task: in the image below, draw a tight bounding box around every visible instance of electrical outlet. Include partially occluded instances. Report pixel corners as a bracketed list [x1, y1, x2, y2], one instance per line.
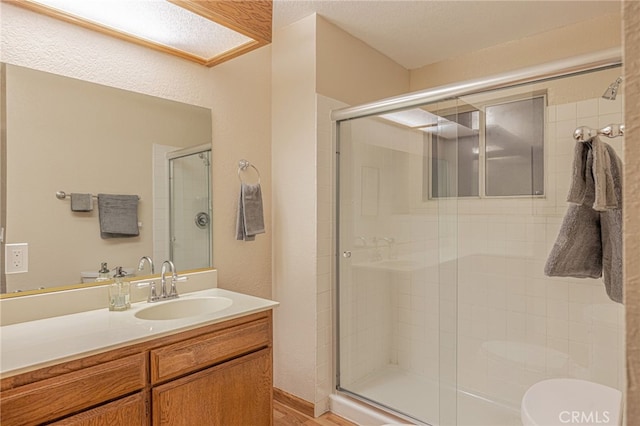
[6, 243, 28, 274]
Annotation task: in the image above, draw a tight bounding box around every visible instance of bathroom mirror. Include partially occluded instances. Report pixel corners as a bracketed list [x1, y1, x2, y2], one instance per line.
[0, 63, 213, 295]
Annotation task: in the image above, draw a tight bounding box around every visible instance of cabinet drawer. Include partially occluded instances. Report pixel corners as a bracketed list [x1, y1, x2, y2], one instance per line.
[0, 353, 146, 426]
[151, 318, 270, 383]
[49, 392, 147, 425]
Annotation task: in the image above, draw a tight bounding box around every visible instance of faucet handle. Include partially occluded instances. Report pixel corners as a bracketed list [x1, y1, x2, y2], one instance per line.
[135, 280, 160, 302]
[168, 275, 187, 298]
[149, 282, 159, 302]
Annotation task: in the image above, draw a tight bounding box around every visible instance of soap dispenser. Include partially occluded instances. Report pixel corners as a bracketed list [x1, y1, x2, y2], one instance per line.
[108, 266, 131, 311]
[96, 262, 110, 282]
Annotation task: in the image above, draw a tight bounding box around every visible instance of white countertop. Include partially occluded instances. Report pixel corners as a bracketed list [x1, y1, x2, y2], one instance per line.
[0, 288, 278, 377]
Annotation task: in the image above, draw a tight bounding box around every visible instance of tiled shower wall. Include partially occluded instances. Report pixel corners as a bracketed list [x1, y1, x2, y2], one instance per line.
[455, 95, 625, 408]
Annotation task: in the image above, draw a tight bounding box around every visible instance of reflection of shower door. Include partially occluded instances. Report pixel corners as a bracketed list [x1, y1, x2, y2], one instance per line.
[169, 147, 212, 271]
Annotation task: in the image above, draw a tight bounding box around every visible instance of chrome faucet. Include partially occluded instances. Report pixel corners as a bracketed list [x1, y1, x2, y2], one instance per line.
[136, 260, 187, 302]
[160, 260, 179, 300]
[137, 256, 155, 274]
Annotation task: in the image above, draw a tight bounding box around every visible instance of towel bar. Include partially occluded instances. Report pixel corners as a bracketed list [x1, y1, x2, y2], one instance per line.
[56, 191, 140, 200]
[573, 123, 624, 142]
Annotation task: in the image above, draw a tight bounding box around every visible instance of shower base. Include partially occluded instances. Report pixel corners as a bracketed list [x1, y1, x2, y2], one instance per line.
[336, 365, 520, 425]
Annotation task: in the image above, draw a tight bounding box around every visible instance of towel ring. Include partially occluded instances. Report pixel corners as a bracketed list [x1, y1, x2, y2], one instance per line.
[238, 159, 261, 184]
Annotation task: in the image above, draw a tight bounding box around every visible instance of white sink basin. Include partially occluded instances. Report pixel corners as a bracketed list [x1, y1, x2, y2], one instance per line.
[134, 297, 233, 320]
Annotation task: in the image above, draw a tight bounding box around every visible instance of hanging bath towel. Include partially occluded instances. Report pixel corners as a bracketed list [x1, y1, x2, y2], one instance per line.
[236, 183, 265, 241]
[545, 137, 623, 303]
[98, 194, 140, 239]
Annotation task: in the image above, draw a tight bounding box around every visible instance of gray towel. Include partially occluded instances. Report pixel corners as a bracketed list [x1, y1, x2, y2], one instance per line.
[567, 137, 619, 210]
[545, 138, 623, 303]
[592, 137, 619, 211]
[236, 183, 265, 241]
[70, 193, 93, 212]
[97, 194, 140, 239]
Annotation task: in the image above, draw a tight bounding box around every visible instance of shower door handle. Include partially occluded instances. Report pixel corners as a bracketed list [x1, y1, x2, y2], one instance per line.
[195, 212, 210, 229]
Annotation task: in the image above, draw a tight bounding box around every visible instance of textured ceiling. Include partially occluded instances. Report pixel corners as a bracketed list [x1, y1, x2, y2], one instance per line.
[273, 0, 619, 70]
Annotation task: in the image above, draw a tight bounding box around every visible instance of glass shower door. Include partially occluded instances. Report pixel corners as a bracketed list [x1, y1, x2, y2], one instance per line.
[336, 101, 461, 425]
[169, 149, 212, 270]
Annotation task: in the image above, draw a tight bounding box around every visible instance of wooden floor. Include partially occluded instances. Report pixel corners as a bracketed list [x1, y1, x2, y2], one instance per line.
[274, 401, 357, 426]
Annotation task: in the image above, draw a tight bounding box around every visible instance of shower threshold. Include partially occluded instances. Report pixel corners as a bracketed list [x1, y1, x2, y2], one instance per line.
[340, 364, 520, 426]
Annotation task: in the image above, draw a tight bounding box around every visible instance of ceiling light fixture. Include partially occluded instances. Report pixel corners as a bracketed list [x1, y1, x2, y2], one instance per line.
[5, 0, 272, 67]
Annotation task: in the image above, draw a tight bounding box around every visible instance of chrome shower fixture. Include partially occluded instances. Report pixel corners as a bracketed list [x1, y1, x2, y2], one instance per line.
[198, 152, 210, 166]
[602, 77, 623, 100]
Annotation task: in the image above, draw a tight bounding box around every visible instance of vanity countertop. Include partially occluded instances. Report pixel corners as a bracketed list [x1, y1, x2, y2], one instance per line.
[0, 288, 278, 377]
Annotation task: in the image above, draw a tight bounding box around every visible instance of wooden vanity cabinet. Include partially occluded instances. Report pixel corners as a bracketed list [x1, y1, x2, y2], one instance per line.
[153, 348, 272, 426]
[0, 310, 273, 426]
[149, 312, 273, 425]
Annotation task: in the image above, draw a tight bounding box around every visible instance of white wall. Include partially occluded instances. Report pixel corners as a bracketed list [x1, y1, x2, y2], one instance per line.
[271, 14, 318, 404]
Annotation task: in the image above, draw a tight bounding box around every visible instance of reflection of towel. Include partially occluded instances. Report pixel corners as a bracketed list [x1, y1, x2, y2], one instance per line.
[71, 193, 93, 212]
[545, 138, 623, 303]
[236, 183, 265, 241]
[98, 194, 140, 239]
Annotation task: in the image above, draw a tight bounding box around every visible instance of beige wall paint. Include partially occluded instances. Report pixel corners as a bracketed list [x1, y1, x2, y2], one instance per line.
[0, 2, 273, 299]
[410, 13, 622, 92]
[271, 14, 318, 403]
[316, 16, 409, 105]
[208, 47, 272, 299]
[624, 2, 640, 423]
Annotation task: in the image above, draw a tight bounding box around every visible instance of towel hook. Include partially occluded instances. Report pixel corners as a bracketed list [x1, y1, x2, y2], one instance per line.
[238, 159, 261, 184]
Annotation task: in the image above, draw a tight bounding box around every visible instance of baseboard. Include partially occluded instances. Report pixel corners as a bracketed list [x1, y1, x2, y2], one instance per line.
[273, 387, 315, 418]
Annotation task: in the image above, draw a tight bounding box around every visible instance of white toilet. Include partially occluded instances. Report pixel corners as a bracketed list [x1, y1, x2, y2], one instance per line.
[521, 378, 622, 426]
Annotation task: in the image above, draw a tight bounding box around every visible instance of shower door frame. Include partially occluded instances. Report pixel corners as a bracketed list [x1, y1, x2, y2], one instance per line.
[167, 143, 213, 269]
[333, 48, 623, 424]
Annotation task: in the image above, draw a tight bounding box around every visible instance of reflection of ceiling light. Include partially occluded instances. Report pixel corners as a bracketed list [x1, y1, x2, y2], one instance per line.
[9, 0, 272, 67]
[380, 109, 440, 128]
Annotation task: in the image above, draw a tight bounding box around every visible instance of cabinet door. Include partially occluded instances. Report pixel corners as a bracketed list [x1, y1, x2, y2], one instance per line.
[49, 392, 147, 426]
[153, 348, 272, 426]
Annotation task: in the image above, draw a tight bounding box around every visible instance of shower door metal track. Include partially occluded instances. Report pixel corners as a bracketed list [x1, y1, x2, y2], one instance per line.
[331, 48, 621, 122]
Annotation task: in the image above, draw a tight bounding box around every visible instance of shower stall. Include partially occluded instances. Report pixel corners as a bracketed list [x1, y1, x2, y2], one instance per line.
[334, 51, 626, 425]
